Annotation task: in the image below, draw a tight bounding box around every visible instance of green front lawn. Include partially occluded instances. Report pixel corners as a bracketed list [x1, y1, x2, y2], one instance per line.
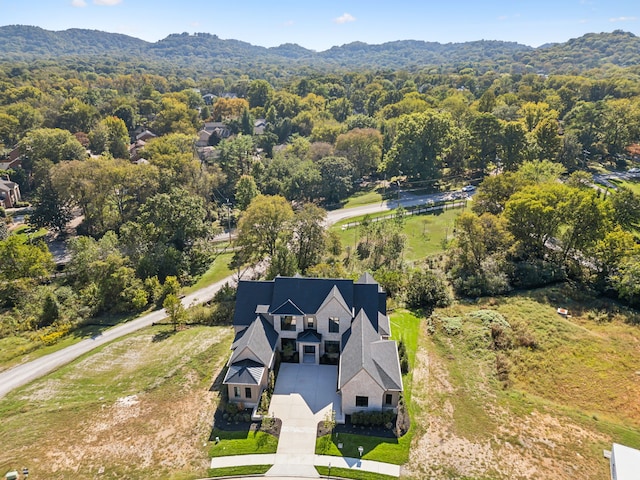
[209, 428, 278, 457]
[343, 187, 383, 208]
[207, 465, 272, 477]
[315, 465, 396, 480]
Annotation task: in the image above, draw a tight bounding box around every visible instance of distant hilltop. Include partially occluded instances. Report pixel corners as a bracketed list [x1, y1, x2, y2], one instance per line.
[0, 25, 638, 74]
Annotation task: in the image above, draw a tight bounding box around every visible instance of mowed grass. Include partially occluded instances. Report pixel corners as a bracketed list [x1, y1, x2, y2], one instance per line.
[610, 177, 640, 196]
[0, 325, 234, 480]
[342, 186, 384, 208]
[316, 310, 421, 465]
[331, 207, 462, 263]
[315, 465, 397, 480]
[209, 428, 278, 457]
[208, 465, 272, 477]
[183, 251, 234, 294]
[419, 286, 640, 479]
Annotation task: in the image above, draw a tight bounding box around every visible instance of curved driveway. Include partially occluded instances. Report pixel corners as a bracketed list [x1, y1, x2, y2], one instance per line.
[0, 191, 449, 398]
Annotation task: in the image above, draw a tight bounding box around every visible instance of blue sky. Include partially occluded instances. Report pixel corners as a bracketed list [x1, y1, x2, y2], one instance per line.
[0, 0, 638, 51]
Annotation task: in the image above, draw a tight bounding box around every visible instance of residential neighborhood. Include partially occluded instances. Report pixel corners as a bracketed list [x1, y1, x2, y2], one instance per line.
[2, 10, 640, 480]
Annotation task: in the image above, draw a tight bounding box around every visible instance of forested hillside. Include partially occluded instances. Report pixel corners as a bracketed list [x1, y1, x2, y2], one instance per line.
[1, 25, 639, 74]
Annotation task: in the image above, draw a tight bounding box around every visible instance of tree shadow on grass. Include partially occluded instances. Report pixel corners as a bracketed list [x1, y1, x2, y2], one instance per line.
[152, 329, 177, 342]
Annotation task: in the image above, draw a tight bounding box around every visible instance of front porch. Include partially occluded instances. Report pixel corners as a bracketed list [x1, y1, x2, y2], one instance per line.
[297, 329, 322, 364]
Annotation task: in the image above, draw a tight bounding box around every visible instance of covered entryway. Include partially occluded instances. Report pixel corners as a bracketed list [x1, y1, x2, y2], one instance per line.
[297, 329, 322, 364]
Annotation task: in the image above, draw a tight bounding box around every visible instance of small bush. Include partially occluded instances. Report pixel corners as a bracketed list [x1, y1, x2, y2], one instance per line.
[495, 353, 511, 385]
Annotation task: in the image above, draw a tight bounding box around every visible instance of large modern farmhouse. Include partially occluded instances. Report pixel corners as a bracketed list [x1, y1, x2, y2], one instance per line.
[223, 274, 403, 416]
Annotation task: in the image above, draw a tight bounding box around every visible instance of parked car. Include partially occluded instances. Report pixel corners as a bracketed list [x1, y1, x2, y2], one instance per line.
[628, 167, 640, 173]
[461, 184, 476, 192]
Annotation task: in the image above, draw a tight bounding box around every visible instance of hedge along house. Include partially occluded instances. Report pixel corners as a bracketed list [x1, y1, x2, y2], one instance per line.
[223, 274, 403, 415]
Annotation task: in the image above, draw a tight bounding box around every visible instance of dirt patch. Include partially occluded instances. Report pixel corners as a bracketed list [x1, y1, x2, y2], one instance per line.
[404, 344, 610, 480]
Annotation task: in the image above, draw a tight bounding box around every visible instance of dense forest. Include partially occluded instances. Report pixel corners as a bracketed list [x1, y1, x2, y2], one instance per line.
[1, 26, 640, 74]
[1, 27, 640, 350]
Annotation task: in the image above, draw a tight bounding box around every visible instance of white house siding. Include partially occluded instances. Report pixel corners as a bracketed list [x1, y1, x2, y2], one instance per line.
[340, 370, 385, 415]
[227, 382, 263, 408]
[315, 298, 352, 353]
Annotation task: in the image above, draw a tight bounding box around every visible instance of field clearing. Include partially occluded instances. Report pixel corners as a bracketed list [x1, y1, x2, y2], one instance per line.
[610, 177, 640, 196]
[404, 285, 640, 479]
[331, 207, 462, 263]
[0, 325, 233, 480]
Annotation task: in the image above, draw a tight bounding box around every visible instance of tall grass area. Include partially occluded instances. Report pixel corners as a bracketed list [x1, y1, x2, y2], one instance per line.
[420, 285, 640, 479]
[316, 310, 421, 465]
[0, 325, 234, 480]
[331, 207, 462, 263]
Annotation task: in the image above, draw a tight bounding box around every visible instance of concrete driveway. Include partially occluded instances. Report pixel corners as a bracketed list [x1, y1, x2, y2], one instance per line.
[266, 363, 341, 476]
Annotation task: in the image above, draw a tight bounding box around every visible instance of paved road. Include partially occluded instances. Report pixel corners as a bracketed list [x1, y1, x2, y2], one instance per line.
[0, 190, 460, 399]
[0, 277, 232, 398]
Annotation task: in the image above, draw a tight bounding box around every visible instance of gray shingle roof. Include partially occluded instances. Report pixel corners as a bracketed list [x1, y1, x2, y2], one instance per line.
[233, 276, 384, 330]
[270, 299, 305, 316]
[338, 310, 402, 391]
[297, 329, 322, 343]
[223, 359, 264, 385]
[230, 315, 278, 366]
[378, 312, 391, 337]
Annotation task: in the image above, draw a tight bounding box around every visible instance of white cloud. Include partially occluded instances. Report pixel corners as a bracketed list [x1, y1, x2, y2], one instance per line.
[71, 0, 87, 6]
[93, 0, 123, 5]
[609, 16, 637, 22]
[497, 15, 508, 21]
[282, 20, 294, 27]
[334, 13, 356, 24]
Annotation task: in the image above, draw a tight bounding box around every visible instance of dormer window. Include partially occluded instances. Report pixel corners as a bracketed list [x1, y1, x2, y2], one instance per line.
[306, 317, 315, 329]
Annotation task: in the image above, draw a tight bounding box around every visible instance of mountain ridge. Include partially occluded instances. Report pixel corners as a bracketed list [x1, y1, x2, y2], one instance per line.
[0, 25, 637, 73]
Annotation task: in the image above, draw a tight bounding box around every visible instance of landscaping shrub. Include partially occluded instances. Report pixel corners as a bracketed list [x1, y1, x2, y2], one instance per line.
[350, 410, 395, 427]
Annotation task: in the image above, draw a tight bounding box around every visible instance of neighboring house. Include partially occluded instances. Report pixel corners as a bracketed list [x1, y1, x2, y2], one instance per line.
[131, 127, 157, 143]
[0, 177, 21, 208]
[128, 139, 147, 162]
[0, 147, 22, 171]
[196, 122, 231, 148]
[253, 118, 267, 136]
[223, 274, 403, 416]
[609, 443, 640, 480]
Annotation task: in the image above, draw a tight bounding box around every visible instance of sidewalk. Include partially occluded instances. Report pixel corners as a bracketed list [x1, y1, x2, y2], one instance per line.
[210, 453, 401, 477]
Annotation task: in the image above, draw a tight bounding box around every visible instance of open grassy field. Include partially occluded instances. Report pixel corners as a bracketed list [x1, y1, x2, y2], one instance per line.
[403, 285, 640, 479]
[0, 324, 234, 480]
[331, 207, 462, 263]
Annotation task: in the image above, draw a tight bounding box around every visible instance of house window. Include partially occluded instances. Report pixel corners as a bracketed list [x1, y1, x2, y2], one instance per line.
[307, 317, 315, 329]
[245, 387, 252, 399]
[324, 340, 340, 355]
[281, 315, 296, 331]
[304, 345, 315, 354]
[234, 387, 240, 398]
[355, 396, 368, 408]
[329, 316, 340, 333]
[385, 394, 393, 405]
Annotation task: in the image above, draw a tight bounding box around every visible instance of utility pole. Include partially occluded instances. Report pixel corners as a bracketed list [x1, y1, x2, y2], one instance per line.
[225, 199, 232, 244]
